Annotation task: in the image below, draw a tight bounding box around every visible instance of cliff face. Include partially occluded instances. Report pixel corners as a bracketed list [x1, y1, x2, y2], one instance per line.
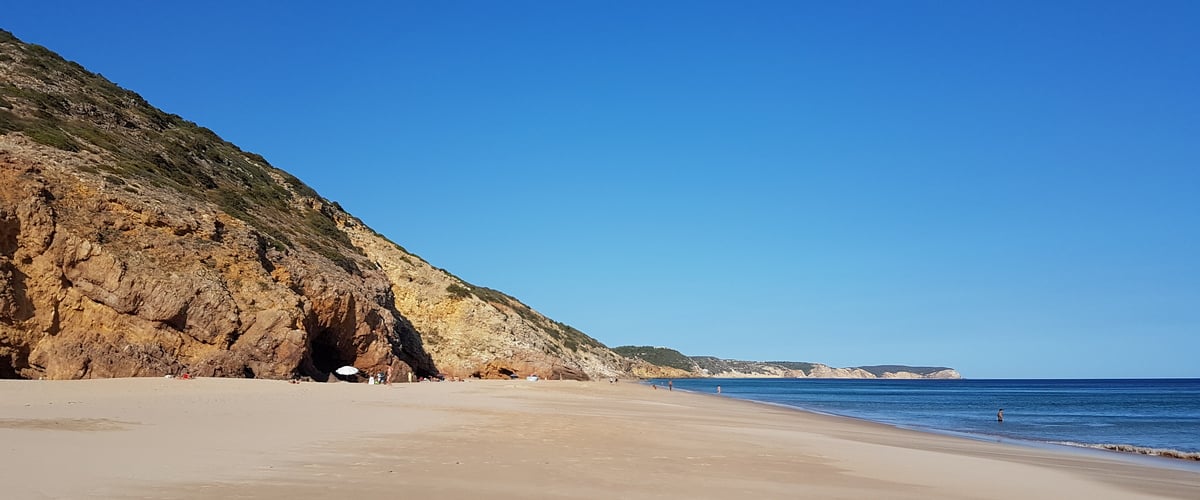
[0, 134, 432, 380]
[0, 30, 628, 381]
[341, 220, 627, 380]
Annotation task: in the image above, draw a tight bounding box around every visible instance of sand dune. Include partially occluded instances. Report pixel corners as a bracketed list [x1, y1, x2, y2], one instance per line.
[1, 378, 1196, 499]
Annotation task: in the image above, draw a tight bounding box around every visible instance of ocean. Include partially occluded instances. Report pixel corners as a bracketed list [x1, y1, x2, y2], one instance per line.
[654, 378, 1200, 462]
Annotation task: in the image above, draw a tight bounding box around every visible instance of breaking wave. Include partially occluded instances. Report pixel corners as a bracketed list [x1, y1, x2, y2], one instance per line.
[1052, 441, 1200, 461]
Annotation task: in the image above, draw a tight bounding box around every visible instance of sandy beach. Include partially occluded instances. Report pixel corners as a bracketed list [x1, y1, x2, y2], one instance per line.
[1, 378, 1196, 499]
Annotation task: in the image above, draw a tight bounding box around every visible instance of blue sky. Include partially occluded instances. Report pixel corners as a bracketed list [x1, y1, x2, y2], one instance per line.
[5, 1, 1197, 378]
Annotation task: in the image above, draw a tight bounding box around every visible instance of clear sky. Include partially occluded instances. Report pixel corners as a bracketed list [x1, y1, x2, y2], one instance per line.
[5, 1, 1197, 378]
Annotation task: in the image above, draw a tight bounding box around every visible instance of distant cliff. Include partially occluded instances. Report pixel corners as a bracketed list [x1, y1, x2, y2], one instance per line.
[614, 347, 961, 379]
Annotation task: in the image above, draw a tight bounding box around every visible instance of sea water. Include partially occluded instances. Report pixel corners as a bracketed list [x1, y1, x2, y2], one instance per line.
[656, 378, 1200, 461]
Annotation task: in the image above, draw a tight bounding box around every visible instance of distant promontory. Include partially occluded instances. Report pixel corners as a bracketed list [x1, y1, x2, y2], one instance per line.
[614, 346, 961, 379]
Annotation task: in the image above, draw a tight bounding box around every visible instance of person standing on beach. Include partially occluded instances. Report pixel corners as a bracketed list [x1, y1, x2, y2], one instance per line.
[668, 380, 673, 391]
[717, 385, 722, 394]
[997, 409, 1004, 422]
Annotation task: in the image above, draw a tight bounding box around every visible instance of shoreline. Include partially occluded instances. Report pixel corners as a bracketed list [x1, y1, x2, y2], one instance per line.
[653, 377, 1200, 467]
[3, 378, 1198, 499]
[664, 382, 1200, 472]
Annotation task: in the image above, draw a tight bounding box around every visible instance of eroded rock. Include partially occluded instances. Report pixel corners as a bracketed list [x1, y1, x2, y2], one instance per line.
[0, 134, 439, 380]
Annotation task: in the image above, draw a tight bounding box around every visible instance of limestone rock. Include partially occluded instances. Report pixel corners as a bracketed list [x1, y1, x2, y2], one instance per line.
[0, 135, 437, 380]
[341, 219, 628, 380]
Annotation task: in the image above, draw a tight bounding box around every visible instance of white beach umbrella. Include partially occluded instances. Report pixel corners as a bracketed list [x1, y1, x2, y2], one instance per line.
[334, 366, 359, 376]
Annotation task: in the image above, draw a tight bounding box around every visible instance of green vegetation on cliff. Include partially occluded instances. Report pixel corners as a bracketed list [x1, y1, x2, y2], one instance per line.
[613, 346, 696, 372]
[0, 29, 362, 272]
[766, 361, 817, 372]
[691, 356, 791, 375]
[467, 285, 605, 354]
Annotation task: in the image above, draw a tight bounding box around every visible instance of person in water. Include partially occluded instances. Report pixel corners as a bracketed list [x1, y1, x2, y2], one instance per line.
[997, 408, 1004, 422]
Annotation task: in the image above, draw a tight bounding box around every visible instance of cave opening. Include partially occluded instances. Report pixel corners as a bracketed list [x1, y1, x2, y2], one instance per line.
[305, 328, 355, 382]
[0, 344, 31, 379]
[0, 353, 23, 379]
[0, 214, 18, 257]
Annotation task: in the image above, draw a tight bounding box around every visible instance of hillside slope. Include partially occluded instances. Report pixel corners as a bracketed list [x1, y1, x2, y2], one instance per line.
[0, 29, 626, 380]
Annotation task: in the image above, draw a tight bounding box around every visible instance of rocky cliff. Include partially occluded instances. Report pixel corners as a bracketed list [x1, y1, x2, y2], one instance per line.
[0, 29, 627, 381]
[339, 220, 627, 380]
[0, 30, 963, 383]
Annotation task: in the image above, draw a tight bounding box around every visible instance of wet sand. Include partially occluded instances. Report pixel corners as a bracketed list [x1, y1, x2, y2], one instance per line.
[2, 378, 1197, 499]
